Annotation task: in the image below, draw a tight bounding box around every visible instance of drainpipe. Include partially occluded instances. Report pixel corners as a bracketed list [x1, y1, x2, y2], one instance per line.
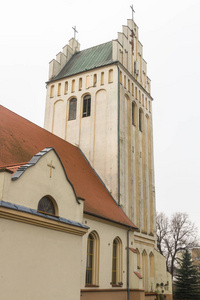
[114, 62, 121, 206]
[127, 227, 131, 300]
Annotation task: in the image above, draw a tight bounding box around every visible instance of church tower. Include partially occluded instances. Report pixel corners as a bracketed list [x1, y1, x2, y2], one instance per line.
[44, 18, 156, 238]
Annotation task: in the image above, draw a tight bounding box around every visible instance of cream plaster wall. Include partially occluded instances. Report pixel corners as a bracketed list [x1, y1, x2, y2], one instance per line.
[0, 218, 82, 300]
[81, 216, 131, 290]
[44, 65, 119, 200]
[0, 150, 84, 223]
[154, 251, 172, 294]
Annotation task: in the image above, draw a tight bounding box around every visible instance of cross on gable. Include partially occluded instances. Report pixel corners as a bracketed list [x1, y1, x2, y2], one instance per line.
[47, 160, 55, 178]
[72, 25, 78, 39]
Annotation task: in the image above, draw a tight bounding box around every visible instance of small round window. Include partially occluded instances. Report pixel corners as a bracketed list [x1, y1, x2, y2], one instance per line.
[38, 196, 55, 215]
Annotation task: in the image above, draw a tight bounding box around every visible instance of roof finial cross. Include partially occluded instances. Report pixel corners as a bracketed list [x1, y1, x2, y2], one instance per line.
[130, 4, 135, 21]
[72, 25, 78, 39]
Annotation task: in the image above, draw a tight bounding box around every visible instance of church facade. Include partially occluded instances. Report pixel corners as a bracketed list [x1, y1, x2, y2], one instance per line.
[0, 17, 172, 300]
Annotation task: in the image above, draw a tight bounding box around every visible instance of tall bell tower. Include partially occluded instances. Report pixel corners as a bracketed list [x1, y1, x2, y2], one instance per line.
[44, 18, 156, 237]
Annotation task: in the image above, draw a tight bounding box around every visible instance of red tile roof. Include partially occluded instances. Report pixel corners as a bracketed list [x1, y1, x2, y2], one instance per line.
[0, 105, 137, 229]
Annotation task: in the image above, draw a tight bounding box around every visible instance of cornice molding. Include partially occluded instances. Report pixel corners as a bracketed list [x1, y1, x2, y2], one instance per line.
[0, 206, 88, 236]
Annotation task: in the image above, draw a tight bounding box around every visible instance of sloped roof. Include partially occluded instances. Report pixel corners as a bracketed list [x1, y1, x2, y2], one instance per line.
[52, 41, 113, 81]
[0, 105, 137, 229]
[0, 200, 89, 229]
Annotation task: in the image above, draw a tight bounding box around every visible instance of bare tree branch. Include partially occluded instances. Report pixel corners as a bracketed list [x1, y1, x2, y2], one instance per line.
[156, 212, 199, 277]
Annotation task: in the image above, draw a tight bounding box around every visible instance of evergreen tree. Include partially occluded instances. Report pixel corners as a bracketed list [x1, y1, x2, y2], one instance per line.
[174, 249, 200, 300]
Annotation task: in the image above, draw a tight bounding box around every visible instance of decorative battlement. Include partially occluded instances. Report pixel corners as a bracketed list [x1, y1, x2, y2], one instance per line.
[112, 19, 151, 93]
[49, 38, 80, 80]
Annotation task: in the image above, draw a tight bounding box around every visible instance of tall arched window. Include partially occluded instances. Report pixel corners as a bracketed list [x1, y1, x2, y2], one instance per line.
[112, 237, 122, 285]
[149, 252, 155, 278]
[68, 98, 77, 120]
[37, 196, 56, 215]
[82, 95, 91, 118]
[142, 250, 148, 291]
[85, 231, 99, 286]
[136, 248, 141, 272]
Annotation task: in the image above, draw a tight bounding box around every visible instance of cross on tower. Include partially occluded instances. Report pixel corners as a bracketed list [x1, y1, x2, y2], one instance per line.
[72, 25, 78, 39]
[130, 5, 135, 21]
[47, 160, 55, 178]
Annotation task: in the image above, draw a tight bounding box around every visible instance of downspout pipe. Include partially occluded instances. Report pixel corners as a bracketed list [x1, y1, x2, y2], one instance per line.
[127, 227, 131, 300]
[114, 62, 121, 206]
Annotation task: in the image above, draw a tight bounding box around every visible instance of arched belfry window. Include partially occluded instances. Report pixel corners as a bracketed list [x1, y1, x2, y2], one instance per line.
[68, 98, 77, 120]
[82, 95, 91, 118]
[111, 237, 123, 286]
[85, 231, 99, 286]
[38, 196, 56, 215]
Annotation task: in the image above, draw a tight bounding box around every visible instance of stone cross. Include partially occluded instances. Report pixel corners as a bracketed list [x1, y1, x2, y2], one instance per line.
[72, 26, 78, 39]
[47, 160, 55, 178]
[130, 5, 135, 21]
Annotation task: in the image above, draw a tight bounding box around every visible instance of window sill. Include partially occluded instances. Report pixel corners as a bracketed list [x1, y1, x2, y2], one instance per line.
[85, 284, 99, 288]
[111, 284, 123, 288]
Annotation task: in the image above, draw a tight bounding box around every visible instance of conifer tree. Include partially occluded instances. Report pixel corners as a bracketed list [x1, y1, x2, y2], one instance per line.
[174, 249, 200, 300]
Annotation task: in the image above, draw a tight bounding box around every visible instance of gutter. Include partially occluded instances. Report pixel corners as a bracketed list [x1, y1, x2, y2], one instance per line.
[127, 227, 131, 300]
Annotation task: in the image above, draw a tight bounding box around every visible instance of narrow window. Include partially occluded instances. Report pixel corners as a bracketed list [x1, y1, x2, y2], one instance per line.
[111, 237, 122, 286]
[82, 95, 91, 118]
[128, 79, 130, 92]
[108, 69, 113, 83]
[71, 79, 75, 92]
[139, 90, 141, 103]
[101, 72, 104, 85]
[86, 233, 94, 285]
[135, 87, 137, 99]
[120, 71, 122, 84]
[132, 102, 136, 126]
[93, 74, 97, 86]
[64, 81, 68, 94]
[119, 50, 123, 64]
[142, 250, 148, 291]
[85, 231, 99, 286]
[136, 249, 141, 272]
[38, 196, 55, 215]
[149, 101, 151, 112]
[112, 239, 117, 284]
[57, 83, 61, 96]
[86, 75, 90, 88]
[139, 108, 143, 132]
[142, 94, 144, 106]
[145, 97, 147, 109]
[124, 75, 126, 88]
[79, 78, 82, 90]
[68, 98, 77, 120]
[132, 83, 134, 96]
[50, 85, 54, 98]
[149, 252, 155, 278]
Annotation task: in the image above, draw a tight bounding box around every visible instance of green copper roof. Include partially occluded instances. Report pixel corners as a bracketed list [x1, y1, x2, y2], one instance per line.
[53, 41, 113, 81]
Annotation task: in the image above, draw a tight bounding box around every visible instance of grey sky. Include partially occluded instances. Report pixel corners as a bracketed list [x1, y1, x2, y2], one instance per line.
[1, 0, 200, 234]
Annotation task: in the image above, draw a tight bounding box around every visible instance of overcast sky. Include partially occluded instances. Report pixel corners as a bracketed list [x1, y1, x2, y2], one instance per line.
[1, 0, 200, 234]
